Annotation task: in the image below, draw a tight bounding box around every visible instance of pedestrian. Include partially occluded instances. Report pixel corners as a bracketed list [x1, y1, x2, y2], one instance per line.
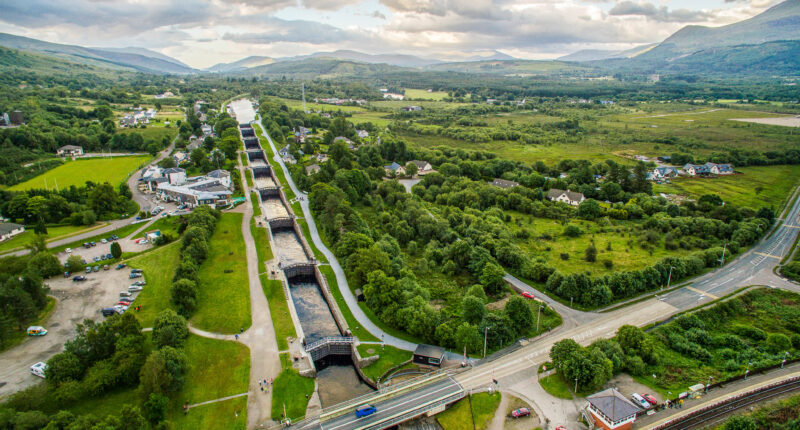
[235, 334, 239, 341]
[240, 327, 244, 334]
[260, 386, 264, 392]
[679, 399, 683, 409]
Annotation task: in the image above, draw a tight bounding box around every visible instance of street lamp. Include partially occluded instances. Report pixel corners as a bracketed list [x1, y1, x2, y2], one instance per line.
[745, 361, 752, 380]
[536, 305, 544, 332]
[483, 327, 490, 358]
[782, 351, 790, 368]
[664, 266, 674, 291]
[574, 378, 579, 393]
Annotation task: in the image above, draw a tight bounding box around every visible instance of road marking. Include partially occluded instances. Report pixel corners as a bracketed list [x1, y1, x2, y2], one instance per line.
[783, 224, 800, 229]
[755, 252, 782, 260]
[685, 286, 718, 300]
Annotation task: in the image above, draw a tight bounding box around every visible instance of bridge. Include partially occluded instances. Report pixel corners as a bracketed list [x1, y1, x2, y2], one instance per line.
[305, 336, 355, 361]
[268, 216, 294, 229]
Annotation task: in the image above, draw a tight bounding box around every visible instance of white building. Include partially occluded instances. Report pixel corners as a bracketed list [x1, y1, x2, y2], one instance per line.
[207, 169, 232, 188]
[547, 188, 585, 206]
[163, 167, 187, 185]
[0, 223, 25, 242]
[57, 145, 84, 157]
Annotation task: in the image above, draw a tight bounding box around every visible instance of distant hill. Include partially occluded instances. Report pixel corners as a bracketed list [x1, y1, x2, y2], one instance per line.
[424, 59, 589, 76]
[94, 47, 192, 69]
[207, 56, 274, 73]
[238, 57, 412, 79]
[275, 50, 441, 68]
[558, 44, 656, 62]
[0, 33, 196, 74]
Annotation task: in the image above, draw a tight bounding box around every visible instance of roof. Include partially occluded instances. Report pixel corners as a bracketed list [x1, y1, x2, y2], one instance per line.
[489, 178, 519, 189]
[58, 145, 82, 150]
[587, 389, 640, 422]
[306, 164, 321, 174]
[547, 188, 584, 202]
[655, 166, 678, 174]
[207, 169, 230, 178]
[333, 136, 353, 144]
[0, 223, 24, 235]
[414, 344, 445, 358]
[163, 167, 185, 174]
[410, 160, 430, 169]
[385, 162, 404, 171]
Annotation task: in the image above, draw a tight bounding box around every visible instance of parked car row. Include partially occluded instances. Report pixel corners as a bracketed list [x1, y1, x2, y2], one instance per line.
[631, 392, 658, 409]
[101, 270, 145, 316]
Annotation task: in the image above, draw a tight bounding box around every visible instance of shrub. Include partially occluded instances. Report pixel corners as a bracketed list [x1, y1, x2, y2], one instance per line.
[585, 245, 597, 262]
[563, 225, 582, 237]
[734, 325, 766, 341]
[560, 253, 570, 261]
[791, 333, 800, 349]
[765, 333, 792, 354]
[603, 259, 613, 269]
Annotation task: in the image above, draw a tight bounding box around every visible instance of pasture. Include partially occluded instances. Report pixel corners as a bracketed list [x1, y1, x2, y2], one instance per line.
[404, 88, 449, 100]
[8, 155, 150, 190]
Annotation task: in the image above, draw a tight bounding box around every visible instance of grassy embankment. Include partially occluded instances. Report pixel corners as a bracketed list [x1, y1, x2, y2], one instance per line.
[0, 223, 106, 254]
[191, 213, 251, 333]
[356, 344, 413, 382]
[127, 242, 182, 328]
[271, 353, 314, 423]
[436, 392, 502, 430]
[538, 373, 573, 399]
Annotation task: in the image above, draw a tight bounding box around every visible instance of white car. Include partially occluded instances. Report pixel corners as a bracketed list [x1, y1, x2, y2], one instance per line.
[631, 393, 651, 409]
[101, 238, 108, 243]
[128, 285, 143, 292]
[65, 248, 72, 253]
[30, 362, 47, 378]
[113, 304, 128, 313]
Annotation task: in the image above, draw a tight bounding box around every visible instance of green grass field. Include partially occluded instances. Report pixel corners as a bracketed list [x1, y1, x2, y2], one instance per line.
[654, 165, 800, 210]
[356, 344, 412, 382]
[192, 213, 252, 333]
[260, 274, 296, 351]
[272, 353, 314, 423]
[8, 156, 150, 191]
[118, 126, 175, 143]
[436, 392, 502, 430]
[404, 89, 449, 101]
[538, 373, 573, 399]
[132, 215, 183, 239]
[0, 223, 105, 254]
[51, 222, 144, 254]
[127, 242, 181, 328]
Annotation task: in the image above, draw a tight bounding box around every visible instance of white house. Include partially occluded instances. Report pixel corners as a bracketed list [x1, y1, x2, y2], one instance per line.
[409, 160, 434, 175]
[356, 129, 369, 139]
[547, 188, 585, 206]
[163, 167, 186, 185]
[172, 151, 188, 165]
[489, 178, 520, 189]
[652, 166, 679, 180]
[201, 124, 212, 136]
[306, 164, 321, 175]
[57, 145, 84, 157]
[384, 162, 406, 176]
[0, 223, 25, 242]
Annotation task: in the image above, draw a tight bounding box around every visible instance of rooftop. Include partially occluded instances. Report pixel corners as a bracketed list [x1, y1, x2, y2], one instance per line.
[586, 388, 640, 422]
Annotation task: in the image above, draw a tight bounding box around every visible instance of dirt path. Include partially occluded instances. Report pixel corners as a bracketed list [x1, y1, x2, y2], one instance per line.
[488, 393, 510, 430]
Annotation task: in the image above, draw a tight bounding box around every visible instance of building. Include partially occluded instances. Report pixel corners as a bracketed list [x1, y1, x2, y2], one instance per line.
[0, 113, 10, 126]
[201, 124, 212, 136]
[413, 344, 446, 367]
[409, 160, 434, 175]
[0, 223, 25, 242]
[207, 169, 232, 188]
[547, 188, 585, 206]
[652, 166, 679, 180]
[585, 388, 640, 430]
[315, 153, 329, 163]
[306, 164, 321, 175]
[154, 91, 174, 99]
[356, 129, 369, 139]
[707, 162, 734, 175]
[9, 110, 24, 125]
[57, 145, 84, 157]
[172, 151, 188, 165]
[683, 162, 733, 176]
[489, 178, 520, 189]
[163, 167, 186, 185]
[156, 178, 232, 208]
[383, 93, 405, 100]
[384, 162, 406, 176]
[402, 106, 422, 112]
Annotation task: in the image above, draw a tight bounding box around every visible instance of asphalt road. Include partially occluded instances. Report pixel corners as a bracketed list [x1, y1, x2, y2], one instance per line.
[305, 377, 463, 430]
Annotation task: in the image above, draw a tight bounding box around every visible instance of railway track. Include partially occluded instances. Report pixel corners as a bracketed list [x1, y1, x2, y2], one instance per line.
[655, 377, 800, 430]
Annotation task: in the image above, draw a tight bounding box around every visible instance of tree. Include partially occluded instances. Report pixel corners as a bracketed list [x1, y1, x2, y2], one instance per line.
[405, 162, 418, 177]
[143, 393, 169, 424]
[152, 309, 188, 349]
[157, 346, 188, 392]
[723, 416, 757, 430]
[110, 242, 122, 259]
[505, 296, 534, 335]
[190, 148, 206, 166]
[480, 263, 506, 295]
[88, 183, 119, 215]
[33, 220, 47, 235]
[616, 325, 653, 361]
[170, 279, 197, 317]
[466, 284, 487, 303]
[118, 405, 146, 430]
[66, 255, 84, 272]
[577, 199, 603, 220]
[461, 296, 486, 325]
[585, 245, 597, 262]
[26, 252, 61, 278]
[139, 352, 170, 398]
[455, 322, 482, 354]
[46, 351, 84, 385]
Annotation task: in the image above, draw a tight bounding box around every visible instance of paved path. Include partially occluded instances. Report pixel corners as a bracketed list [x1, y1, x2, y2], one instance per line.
[189, 392, 249, 409]
[236, 147, 282, 428]
[255, 120, 416, 351]
[187, 323, 237, 341]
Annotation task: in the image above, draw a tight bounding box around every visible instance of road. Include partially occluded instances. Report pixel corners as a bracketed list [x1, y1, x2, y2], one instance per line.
[255, 120, 417, 351]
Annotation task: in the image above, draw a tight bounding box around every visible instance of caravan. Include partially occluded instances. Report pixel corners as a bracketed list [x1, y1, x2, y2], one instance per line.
[30, 362, 47, 378]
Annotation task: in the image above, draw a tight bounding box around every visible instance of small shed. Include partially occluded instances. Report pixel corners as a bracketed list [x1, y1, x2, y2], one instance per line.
[413, 344, 445, 367]
[354, 288, 364, 302]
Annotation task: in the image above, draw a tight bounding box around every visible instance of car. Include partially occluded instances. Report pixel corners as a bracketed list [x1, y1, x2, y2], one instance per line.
[90, 241, 96, 246]
[129, 273, 142, 279]
[101, 307, 118, 317]
[85, 267, 92, 273]
[511, 408, 531, 418]
[83, 242, 90, 248]
[107, 254, 113, 259]
[63, 272, 70, 278]
[93, 256, 100, 262]
[631, 393, 651, 409]
[132, 280, 146, 286]
[27, 326, 48, 336]
[131, 268, 143, 274]
[354, 405, 377, 418]
[30, 362, 47, 378]
[113, 305, 128, 313]
[103, 265, 110, 271]
[100, 254, 107, 261]
[72, 275, 86, 282]
[93, 265, 100, 272]
[116, 263, 127, 270]
[65, 248, 72, 253]
[128, 285, 143, 292]
[555, 426, 567, 430]
[112, 235, 119, 240]
[521, 291, 535, 299]
[101, 238, 107, 244]
[117, 300, 132, 306]
[120, 291, 132, 298]
[643, 394, 658, 405]
[119, 296, 134, 302]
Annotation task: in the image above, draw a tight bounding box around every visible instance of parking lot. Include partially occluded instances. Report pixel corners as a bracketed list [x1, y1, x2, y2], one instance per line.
[58, 235, 153, 266]
[0, 267, 146, 397]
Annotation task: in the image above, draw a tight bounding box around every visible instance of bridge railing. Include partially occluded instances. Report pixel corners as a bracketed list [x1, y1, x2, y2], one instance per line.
[305, 336, 354, 351]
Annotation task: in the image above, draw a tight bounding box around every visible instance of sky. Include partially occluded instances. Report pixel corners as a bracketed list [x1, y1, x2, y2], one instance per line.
[0, 0, 782, 69]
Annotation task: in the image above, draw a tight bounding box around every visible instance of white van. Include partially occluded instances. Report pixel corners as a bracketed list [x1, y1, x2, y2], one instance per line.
[30, 362, 47, 378]
[631, 393, 650, 409]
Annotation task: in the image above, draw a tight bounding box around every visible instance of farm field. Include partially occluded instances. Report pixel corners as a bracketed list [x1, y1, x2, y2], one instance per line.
[191, 213, 252, 334]
[0, 223, 105, 254]
[404, 88, 449, 100]
[654, 165, 800, 210]
[8, 155, 150, 190]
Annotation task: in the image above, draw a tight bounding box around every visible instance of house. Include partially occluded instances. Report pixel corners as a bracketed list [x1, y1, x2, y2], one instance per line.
[547, 188, 585, 206]
[0, 223, 25, 242]
[402, 106, 422, 112]
[315, 153, 329, 163]
[0, 113, 9, 126]
[383, 93, 405, 100]
[172, 151, 188, 165]
[409, 160, 434, 175]
[306, 164, 321, 175]
[706, 162, 734, 175]
[207, 169, 232, 188]
[333, 136, 354, 146]
[489, 178, 519, 189]
[156, 177, 232, 208]
[57, 145, 84, 157]
[154, 91, 174, 99]
[356, 129, 369, 139]
[652, 166, 679, 179]
[384, 162, 406, 176]
[201, 124, 212, 136]
[163, 167, 186, 185]
[584, 388, 640, 430]
[413, 344, 446, 367]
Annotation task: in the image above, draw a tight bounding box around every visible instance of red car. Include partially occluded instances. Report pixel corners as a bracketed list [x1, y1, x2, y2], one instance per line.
[511, 408, 530, 418]
[521, 291, 535, 299]
[117, 300, 132, 306]
[643, 394, 658, 405]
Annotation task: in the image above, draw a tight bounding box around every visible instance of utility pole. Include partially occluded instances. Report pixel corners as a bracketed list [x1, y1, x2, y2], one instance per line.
[301, 83, 307, 113]
[536, 305, 543, 332]
[720, 242, 727, 266]
[664, 266, 673, 291]
[483, 327, 489, 358]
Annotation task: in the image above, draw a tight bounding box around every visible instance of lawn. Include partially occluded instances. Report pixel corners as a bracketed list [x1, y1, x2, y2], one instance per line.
[132, 215, 183, 239]
[169, 335, 250, 428]
[192, 213, 252, 334]
[319, 265, 379, 342]
[65, 388, 140, 419]
[436, 392, 502, 430]
[0, 223, 105, 254]
[261, 274, 296, 351]
[8, 155, 150, 190]
[51, 221, 144, 254]
[126, 242, 181, 328]
[404, 88, 449, 101]
[356, 344, 412, 382]
[538, 373, 573, 399]
[653, 165, 800, 210]
[271, 353, 315, 423]
[118, 126, 175, 143]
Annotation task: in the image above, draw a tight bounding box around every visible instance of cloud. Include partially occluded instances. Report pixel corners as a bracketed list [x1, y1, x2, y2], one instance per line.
[371, 10, 388, 19]
[222, 18, 359, 45]
[609, 1, 713, 22]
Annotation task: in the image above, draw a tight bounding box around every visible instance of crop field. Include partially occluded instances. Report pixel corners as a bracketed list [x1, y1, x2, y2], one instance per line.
[654, 165, 800, 210]
[8, 155, 150, 190]
[404, 88, 449, 100]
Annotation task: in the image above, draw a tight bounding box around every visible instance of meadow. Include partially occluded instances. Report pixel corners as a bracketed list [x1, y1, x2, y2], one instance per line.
[404, 88, 449, 100]
[8, 155, 150, 190]
[0, 223, 105, 254]
[127, 242, 182, 328]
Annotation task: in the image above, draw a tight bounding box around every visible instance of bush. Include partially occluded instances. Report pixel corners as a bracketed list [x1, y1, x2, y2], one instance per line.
[560, 253, 570, 261]
[563, 225, 582, 237]
[603, 259, 613, 269]
[734, 325, 766, 341]
[585, 245, 597, 262]
[170, 279, 198, 317]
[152, 309, 189, 349]
[765, 333, 792, 354]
